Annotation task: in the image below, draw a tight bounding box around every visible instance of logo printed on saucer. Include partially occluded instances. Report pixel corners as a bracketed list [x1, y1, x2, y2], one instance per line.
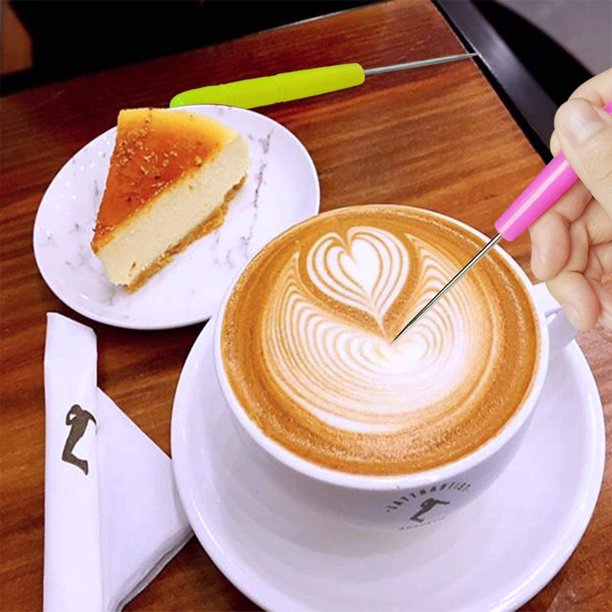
[385, 481, 471, 529]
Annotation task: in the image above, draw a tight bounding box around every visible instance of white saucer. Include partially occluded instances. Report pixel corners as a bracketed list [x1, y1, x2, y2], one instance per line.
[33, 105, 320, 330]
[172, 319, 605, 611]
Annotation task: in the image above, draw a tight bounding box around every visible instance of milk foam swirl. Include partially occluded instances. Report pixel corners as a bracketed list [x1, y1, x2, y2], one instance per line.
[222, 206, 539, 475]
[265, 230, 489, 434]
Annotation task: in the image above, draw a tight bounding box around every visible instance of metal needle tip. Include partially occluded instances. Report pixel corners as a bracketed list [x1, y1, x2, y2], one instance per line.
[392, 233, 503, 343]
[364, 52, 479, 76]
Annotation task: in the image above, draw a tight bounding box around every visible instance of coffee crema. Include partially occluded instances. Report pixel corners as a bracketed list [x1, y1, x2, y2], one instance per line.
[221, 206, 540, 476]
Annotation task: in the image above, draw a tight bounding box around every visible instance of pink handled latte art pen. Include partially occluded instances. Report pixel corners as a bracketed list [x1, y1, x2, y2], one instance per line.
[393, 100, 612, 342]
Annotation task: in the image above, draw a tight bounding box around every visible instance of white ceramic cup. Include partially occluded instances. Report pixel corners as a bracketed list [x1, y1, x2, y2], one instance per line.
[213, 209, 577, 530]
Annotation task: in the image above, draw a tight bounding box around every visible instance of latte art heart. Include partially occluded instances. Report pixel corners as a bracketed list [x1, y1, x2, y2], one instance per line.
[268, 239, 479, 433]
[306, 227, 409, 329]
[222, 206, 539, 476]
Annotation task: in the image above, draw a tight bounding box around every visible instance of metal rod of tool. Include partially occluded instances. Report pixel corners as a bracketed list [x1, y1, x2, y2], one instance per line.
[364, 52, 479, 76]
[393, 233, 503, 342]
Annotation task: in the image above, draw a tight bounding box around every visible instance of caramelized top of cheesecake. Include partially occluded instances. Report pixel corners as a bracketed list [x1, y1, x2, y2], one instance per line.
[92, 108, 239, 251]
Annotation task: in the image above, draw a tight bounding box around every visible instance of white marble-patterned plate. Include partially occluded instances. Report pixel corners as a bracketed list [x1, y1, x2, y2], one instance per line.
[33, 105, 320, 329]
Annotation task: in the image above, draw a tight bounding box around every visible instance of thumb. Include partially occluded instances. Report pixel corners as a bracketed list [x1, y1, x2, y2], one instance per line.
[555, 98, 612, 218]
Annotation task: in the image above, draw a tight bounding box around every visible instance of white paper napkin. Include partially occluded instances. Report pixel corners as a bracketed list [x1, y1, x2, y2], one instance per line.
[43, 313, 192, 612]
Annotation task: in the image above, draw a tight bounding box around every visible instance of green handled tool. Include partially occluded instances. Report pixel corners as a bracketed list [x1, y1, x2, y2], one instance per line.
[169, 52, 478, 109]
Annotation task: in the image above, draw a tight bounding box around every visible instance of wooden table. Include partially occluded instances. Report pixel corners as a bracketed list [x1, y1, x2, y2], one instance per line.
[1, 1, 610, 609]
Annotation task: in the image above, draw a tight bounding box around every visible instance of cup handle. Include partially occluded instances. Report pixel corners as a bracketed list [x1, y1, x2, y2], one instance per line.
[531, 282, 578, 359]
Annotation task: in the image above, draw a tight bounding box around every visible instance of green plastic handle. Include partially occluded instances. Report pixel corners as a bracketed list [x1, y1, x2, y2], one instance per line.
[169, 64, 365, 109]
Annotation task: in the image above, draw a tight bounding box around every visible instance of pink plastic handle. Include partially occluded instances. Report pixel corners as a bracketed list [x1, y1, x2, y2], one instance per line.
[495, 100, 612, 240]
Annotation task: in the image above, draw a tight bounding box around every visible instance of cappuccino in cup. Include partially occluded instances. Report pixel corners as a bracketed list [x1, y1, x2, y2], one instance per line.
[220, 205, 540, 477]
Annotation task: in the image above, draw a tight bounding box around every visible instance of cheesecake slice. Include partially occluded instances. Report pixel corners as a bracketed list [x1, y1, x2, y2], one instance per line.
[91, 108, 248, 290]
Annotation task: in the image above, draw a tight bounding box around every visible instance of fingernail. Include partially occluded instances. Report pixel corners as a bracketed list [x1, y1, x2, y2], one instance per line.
[558, 100, 606, 146]
[562, 303, 581, 328]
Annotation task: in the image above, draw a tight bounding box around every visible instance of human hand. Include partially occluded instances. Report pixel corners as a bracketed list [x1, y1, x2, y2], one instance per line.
[529, 68, 612, 331]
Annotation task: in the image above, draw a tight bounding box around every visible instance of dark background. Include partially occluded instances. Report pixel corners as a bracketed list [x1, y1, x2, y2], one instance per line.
[4, 0, 592, 106]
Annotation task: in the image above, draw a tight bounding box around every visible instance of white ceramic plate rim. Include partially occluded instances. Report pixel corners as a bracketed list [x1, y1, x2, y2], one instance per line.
[171, 322, 605, 611]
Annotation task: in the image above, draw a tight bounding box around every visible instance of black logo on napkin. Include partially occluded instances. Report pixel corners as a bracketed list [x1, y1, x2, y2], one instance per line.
[62, 404, 97, 475]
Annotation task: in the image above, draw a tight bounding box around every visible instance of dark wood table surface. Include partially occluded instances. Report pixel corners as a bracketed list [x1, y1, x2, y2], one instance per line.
[1, 0, 610, 610]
